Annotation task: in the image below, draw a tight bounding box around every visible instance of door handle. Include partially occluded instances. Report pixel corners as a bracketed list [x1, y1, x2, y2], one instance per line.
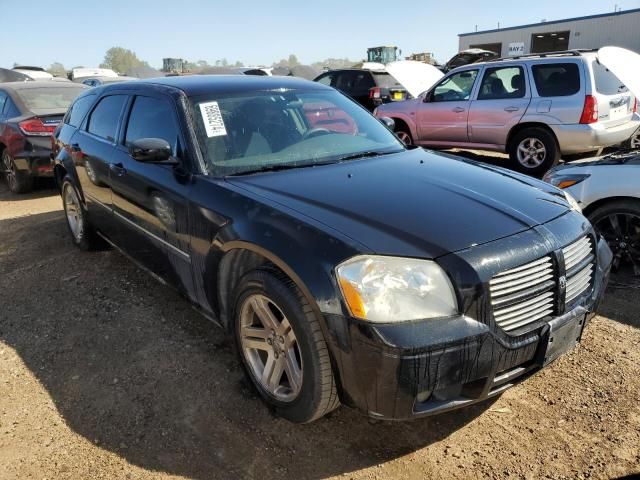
[504, 107, 520, 112]
[452, 107, 465, 113]
[110, 162, 127, 176]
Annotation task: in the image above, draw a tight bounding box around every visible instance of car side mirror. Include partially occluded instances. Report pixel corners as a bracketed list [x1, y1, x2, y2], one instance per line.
[128, 138, 176, 163]
[379, 116, 395, 130]
[423, 92, 432, 103]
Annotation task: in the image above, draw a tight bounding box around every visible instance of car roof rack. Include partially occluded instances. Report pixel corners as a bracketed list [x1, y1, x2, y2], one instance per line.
[489, 49, 599, 62]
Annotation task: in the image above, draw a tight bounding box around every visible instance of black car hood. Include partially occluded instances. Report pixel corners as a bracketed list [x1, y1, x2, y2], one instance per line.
[227, 148, 570, 258]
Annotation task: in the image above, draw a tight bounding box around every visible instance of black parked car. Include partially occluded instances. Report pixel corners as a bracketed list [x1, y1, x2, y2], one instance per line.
[313, 68, 407, 111]
[53, 76, 612, 423]
[1, 81, 87, 193]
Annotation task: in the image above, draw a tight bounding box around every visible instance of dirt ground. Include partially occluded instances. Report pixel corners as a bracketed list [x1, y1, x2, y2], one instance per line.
[0, 178, 638, 480]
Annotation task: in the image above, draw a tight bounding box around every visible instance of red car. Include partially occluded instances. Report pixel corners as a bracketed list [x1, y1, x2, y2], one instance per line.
[0, 81, 86, 193]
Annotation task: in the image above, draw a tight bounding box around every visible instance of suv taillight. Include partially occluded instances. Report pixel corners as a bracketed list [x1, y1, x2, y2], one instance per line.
[19, 118, 56, 136]
[633, 98, 638, 114]
[369, 87, 381, 99]
[579, 95, 598, 124]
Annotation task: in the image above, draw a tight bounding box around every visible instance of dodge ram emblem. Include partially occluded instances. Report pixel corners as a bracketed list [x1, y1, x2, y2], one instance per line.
[559, 276, 567, 290]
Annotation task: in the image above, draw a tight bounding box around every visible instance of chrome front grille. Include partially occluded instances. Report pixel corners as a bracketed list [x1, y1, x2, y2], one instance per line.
[563, 236, 595, 305]
[490, 256, 556, 333]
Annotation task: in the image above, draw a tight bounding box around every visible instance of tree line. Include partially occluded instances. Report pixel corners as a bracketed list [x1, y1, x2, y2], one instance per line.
[42, 47, 358, 76]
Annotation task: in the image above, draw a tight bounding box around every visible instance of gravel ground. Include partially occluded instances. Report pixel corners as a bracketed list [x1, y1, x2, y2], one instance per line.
[0, 179, 639, 480]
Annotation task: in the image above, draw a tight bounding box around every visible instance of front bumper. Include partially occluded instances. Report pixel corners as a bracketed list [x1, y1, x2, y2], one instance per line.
[552, 119, 640, 154]
[326, 232, 612, 420]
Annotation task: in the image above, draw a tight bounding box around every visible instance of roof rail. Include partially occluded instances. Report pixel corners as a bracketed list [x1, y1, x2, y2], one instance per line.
[488, 49, 599, 62]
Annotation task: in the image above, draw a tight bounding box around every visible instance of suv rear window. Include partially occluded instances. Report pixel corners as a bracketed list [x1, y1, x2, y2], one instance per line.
[372, 72, 402, 88]
[531, 63, 580, 97]
[591, 60, 627, 95]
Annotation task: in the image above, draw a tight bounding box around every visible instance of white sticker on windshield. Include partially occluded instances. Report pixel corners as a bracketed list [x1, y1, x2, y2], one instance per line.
[199, 101, 227, 137]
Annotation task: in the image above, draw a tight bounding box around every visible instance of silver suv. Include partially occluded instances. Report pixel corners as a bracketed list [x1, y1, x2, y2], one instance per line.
[375, 50, 640, 175]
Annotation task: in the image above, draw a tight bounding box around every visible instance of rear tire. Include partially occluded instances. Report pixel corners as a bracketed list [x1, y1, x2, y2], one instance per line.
[2, 150, 33, 194]
[622, 129, 640, 150]
[61, 176, 103, 251]
[509, 127, 560, 177]
[233, 269, 339, 423]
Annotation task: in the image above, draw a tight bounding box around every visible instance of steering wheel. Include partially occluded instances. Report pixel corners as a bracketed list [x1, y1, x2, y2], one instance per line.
[302, 128, 332, 140]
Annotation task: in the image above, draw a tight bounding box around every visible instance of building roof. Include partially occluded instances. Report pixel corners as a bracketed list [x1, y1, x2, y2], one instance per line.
[459, 8, 640, 37]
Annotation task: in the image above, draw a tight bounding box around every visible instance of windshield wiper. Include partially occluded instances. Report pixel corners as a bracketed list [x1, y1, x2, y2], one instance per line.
[336, 150, 396, 162]
[225, 160, 340, 177]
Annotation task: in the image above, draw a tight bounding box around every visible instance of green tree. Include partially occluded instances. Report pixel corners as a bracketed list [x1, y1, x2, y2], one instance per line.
[47, 62, 66, 77]
[100, 47, 148, 74]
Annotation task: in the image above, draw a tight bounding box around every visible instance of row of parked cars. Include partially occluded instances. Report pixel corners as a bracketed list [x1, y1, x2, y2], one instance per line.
[0, 47, 637, 424]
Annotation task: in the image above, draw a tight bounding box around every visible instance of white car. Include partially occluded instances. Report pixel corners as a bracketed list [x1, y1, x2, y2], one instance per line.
[544, 152, 640, 276]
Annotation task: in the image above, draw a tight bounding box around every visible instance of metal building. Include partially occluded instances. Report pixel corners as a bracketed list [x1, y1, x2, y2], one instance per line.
[459, 8, 640, 57]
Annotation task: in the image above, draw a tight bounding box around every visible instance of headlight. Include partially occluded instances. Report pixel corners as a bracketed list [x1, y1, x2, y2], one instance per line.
[336, 255, 458, 323]
[544, 173, 590, 190]
[563, 190, 582, 212]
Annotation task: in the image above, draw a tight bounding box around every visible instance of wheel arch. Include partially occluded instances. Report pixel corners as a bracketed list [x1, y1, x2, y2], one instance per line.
[53, 164, 68, 192]
[214, 241, 325, 332]
[506, 122, 560, 152]
[582, 195, 640, 219]
[386, 114, 417, 139]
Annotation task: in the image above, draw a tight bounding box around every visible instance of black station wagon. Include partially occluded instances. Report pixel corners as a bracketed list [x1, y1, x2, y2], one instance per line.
[53, 76, 612, 423]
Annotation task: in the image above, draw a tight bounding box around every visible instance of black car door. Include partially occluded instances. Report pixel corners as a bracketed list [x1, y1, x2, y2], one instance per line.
[70, 94, 128, 235]
[109, 92, 195, 297]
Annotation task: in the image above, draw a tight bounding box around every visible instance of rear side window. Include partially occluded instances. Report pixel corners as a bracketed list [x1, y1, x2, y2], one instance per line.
[531, 63, 580, 97]
[591, 60, 627, 95]
[478, 66, 525, 100]
[125, 96, 180, 155]
[3, 98, 20, 118]
[0, 92, 7, 115]
[87, 95, 127, 141]
[315, 73, 334, 86]
[65, 95, 96, 127]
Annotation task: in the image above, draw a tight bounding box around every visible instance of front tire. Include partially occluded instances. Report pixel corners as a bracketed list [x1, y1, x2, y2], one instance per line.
[2, 150, 33, 194]
[588, 199, 640, 276]
[61, 177, 103, 251]
[509, 127, 560, 176]
[395, 126, 413, 145]
[233, 270, 339, 423]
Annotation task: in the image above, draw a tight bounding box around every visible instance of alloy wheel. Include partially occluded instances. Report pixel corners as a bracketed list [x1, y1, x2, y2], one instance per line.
[516, 137, 547, 168]
[396, 131, 412, 145]
[64, 185, 84, 241]
[595, 212, 640, 276]
[239, 294, 303, 402]
[2, 152, 17, 191]
[630, 132, 640, 150]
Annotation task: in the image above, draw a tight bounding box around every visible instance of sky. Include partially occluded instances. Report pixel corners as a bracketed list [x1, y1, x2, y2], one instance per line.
[1, 0, 639, 69]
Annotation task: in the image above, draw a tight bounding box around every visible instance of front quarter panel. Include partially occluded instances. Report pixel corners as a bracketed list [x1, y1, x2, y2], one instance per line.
[186, 176, 367, 325]
[560, 164, 640, 211]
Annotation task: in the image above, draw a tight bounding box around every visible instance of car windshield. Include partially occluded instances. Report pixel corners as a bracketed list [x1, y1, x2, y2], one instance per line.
[16, 86, 86, 110]
[191, 89, 404, 176]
